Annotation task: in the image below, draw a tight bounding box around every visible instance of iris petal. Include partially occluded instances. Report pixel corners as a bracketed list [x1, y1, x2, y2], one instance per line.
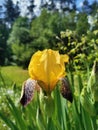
[28, 49, 69, 93]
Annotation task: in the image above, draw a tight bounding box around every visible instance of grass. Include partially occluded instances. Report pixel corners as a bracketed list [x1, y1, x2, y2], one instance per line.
[0, 66, 29, 130]
[0, 66, 29, 87]
[0, 65, 98, 130]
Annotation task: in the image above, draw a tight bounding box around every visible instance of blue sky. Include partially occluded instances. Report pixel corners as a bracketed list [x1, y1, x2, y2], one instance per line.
[0, 0, 98, 5]
[0, 0, 98, 16]
[77, 0, 98, 7]
[1, 0, 98, 6]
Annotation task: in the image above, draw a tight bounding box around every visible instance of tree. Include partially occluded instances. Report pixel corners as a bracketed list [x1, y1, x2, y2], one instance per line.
[0, 5, 4, 24]
[27, 0, 36, 19]
[90, 0, 98, 15]
[30, 8, 77, 52]
[8, 17, 30, 45]
[76, 13, 90, 36]
[81, 0, 91, 14]
[14, 1, 20, 18]
[40, 0, 77, 12]
[0, 5, 2, 20]
[7, 17, 32, 68]
[0, 23, 9, 65]
[57, 0, 77, 12]
[89, 1, 98, 30]
[4, 0, 20, 26]
[47, 0, 56, 11]
[40, 0, 57, 12]
[30, 9, 51, 49]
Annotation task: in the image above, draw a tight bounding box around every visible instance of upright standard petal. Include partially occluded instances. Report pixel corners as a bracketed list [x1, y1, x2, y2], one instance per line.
[28, 49, 69, 93]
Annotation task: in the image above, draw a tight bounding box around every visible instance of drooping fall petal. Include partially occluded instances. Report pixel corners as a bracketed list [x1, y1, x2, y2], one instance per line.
[28, 49, 69, 93]
[20, 78, 37, 106]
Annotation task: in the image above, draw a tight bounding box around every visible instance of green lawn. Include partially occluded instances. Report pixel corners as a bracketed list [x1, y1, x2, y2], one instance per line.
[0, 66, 29, 87]
[0, 66, 29, 130]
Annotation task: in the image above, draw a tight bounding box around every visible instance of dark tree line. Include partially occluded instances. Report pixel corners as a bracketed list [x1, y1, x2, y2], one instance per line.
[0, 0, 98, 67]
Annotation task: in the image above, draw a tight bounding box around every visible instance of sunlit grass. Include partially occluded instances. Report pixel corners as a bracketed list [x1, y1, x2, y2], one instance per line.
[0, 66, 29, 129]
[0, 66, 29, 86]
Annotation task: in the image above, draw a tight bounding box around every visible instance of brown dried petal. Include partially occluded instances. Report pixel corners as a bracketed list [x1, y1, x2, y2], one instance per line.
[60, 78, 73, 103]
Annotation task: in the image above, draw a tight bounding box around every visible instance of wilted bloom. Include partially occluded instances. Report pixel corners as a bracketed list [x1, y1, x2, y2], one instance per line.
[60, 78, 73, 103]
[28, 49, 69, 94]
[20, 49, 72, 109]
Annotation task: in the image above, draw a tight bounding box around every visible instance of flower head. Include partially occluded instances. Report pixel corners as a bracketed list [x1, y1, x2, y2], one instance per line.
[20, 49, 73, 112]
[28, 49, 69, 93]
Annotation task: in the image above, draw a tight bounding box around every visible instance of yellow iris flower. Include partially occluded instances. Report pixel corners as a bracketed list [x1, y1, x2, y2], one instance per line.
[28, 49, 69, 94]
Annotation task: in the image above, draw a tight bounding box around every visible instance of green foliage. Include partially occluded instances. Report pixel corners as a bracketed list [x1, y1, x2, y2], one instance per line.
[8, 9, 78, 67]
[56, 27, 98, 70]
[0, 22, 9, 65]
[3, 1, 97, 68]
[8, 17, 32, 68]
[8, 17, 30, 45]
[30, 9, 53, 49]
[0, 0, 98, 68]
[76, 13, 90, 35]
[0, 63, 98, 130]
[30, 9, 77, 50]
[11, 43, 32, 68]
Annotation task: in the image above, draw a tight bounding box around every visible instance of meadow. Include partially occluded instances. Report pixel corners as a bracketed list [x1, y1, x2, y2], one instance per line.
[0, 66, 29, 86]
[0, 66, 29, 130]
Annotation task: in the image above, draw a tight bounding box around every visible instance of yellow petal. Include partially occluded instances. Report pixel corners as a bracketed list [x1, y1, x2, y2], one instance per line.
[61, 54, 69, 63]
[28, 49, 69, 93]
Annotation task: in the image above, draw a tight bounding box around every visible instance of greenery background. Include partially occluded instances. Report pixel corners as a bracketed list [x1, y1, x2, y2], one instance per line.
[0, 0, 98, 68]
[0, 0, 98, 129]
